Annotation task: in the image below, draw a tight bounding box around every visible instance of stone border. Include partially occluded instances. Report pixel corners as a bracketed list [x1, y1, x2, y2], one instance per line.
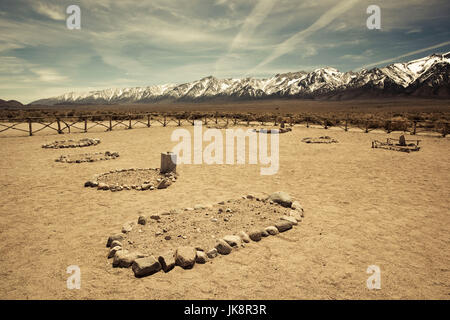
[56, 151, 119, 163]
[253, 128, 292, 134]
[84, 168, 177, 191]
[105, 191, 304, 278]
[42, 138, 101, 149]
[301, 136, 338, 144]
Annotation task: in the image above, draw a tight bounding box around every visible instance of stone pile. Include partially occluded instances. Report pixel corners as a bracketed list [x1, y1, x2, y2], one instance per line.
[105, 191, 304, 278]
[84, 168, 177, 192]
[42, 138, 101, 149]
[56, 151, 119, 163]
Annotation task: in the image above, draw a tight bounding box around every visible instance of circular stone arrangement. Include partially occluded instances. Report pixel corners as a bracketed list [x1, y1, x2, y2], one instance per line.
[42, 138, 101, 149]
[105, 191, 305, 278]
[85, 168, 177, 191]
[301, 136, 338, 144]
[56, 151, 119, 163]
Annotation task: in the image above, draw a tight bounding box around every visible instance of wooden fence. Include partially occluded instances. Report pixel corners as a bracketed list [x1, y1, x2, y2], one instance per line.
[0, 113, 448, 137]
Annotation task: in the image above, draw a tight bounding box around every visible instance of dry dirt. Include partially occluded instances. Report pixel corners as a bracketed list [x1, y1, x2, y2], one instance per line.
[0, 124, 449, 299]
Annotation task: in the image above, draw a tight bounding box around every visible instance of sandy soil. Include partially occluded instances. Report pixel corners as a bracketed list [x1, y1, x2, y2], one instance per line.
[0, 124, 449, 299]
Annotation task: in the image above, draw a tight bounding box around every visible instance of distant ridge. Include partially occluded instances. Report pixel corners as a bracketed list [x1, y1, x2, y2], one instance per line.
[30, 52, 450, 106]
[0, 99, 24, 108]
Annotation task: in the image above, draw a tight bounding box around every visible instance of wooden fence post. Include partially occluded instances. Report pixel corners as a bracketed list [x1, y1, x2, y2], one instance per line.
[163, 115, 167, 127]
[109, 116, 112, 131]
[412, 121, 417, 135]
[443, 123, 448, 137]
[365, 120, 369, 133]
[84, 117, 88, 132]
[57, 118, 62, 134]
[147, 114, 151, 127]
[28, 118, 32, 136]
[161, 152, 177, 174]
[306, 117, 309, 128]
[345, 116, 348, 132]
[215, 113, 218, 124]
[128, 114, 132, 129]
[324, 119, 328, 130]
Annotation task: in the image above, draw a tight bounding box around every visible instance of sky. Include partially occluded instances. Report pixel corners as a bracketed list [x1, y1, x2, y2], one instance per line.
[0, 0, 449, 103]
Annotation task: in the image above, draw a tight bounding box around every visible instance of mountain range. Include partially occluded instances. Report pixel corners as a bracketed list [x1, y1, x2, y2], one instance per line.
[30, 52, 450, 105]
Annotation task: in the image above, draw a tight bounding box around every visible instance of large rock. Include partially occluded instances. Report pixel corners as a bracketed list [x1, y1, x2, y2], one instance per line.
[275, 220, 293, 232]
[137, 215, 147, 225]
[289, 210, 302, 222]
[195, 251, 208, 264]
[106, 234, 123, 247]
[223, 235, 242, 248]
[268, 192, 293, 207]
[265, 226, 279, 235]
[215, 239, 233, 255]
[113, 251, 146, 268]
[206, 248, 218, 259]
[122, 221, 134, 233]
[248, 230, 262, 242]
[238, 231, 251, 243]
[108, 246, 122, 258]
[281, 215, 298, 225]
[175, 246, 197, 269]
[291, 201, 304, 212]
[157, 178, 172, 189]
[158, 251, 176, 272]
[132, 256, 161, 277]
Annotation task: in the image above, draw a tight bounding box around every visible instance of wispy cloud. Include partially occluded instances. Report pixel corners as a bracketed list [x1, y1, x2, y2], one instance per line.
[248, 0, 360, 74]
[360, 41, 450, 69]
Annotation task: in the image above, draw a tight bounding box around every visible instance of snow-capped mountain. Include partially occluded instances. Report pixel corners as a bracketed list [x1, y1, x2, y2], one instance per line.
[30, 52, 450, 105]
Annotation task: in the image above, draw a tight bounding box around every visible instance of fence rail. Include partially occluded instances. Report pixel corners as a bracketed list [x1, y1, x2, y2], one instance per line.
[0, 113, 448, 138]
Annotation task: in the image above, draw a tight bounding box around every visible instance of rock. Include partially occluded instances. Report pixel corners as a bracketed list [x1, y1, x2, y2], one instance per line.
[275, 220, 293, 232]
[108, 246, 122, 258]
[291, 201, 304, 212]
[261, 229, 269, 237]
[157, 178, 172, 189]
[122, 221, 134, 233]
[223, 235, 242, 248]
[267, 191, 293, 207]
[106, 234, 123, 247]
[150, 215, 161, 221]
[194, 204, 204, 210]
[248, 230, 262, 242]
[206, 248, 218, 259]
[158, 251, 176, 272]
[175, 246, 197, 269]
[210, 218, 218, 222]
[98, 183, 109, 190]
[399, 135, 406, 146]
[84, 181, 92, 187]
[113, 251, 146, 268]
[164, 235, 171, 240]
[141, 183, 152, 191]
[238, 231, 251, 243]
[132, 256, 161, 277]
[215, 239, 233, 255]
[184, 207, 194, 211]
[281, 215, 298, 225]
[289, 210, 302, 221]
[265, 226, 279, 235]
[110, 240, 122, 248]
[195, 251, 208, 264]
[137, 215, 147, 225]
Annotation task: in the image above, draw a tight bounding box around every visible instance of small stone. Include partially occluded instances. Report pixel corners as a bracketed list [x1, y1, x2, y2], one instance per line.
[195, 251, 208, 264]
[206, 248, 218, 259]
[184, 207, 194, 211]
[137, 215, 147, 225]
[98, 183, 109, 190]
[223, 217, 229, 222]
[275, 220, 293, 232]
[158, 251, 176, 272]
[261, 229, 269, 237]
[150, 215, 161, 221]
[210, 218, 218, 222]
[248, 230, 262, 242]
[223, 235, 242, 248]
[218, 201, 225, 205]
[281, 215, 298, 225]
[175, 246, 197, 269]
[122, 221, 134, 233]
[289, 210, 302, 222]
[106, 234, 123, 247]
[108, 246, 122, 258]
[238, 231, 251, 243]
[164, 235, 171, 240]
[225, 208, 232, 213]
[267, 191, 293, 207]
[265, 226, 279, 235]
[291, 201, 304, 212]
[246, 194, 255, 199]
[215, 239, 233, 255]
[132, 256, 161, 277]
[194, 204, 204, 210]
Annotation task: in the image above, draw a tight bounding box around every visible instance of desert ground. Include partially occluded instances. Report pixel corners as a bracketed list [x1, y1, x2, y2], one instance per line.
[0, 121, 449, 299]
